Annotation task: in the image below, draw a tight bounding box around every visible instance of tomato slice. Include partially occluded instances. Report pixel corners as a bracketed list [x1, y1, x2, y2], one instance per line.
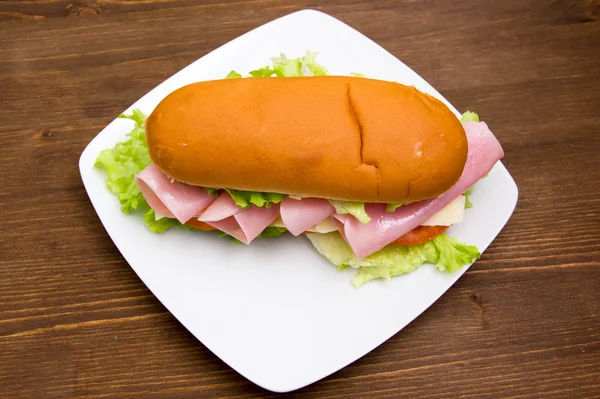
[186, 216, 446, 244]
[391, 225, 449, 246]
[184, 218, 217, 231]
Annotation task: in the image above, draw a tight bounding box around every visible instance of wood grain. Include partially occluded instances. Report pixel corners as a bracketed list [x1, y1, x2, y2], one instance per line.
[1, 0, 599, 398]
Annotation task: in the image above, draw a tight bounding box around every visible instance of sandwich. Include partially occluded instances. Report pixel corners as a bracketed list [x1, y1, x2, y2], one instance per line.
[95, 52, 503, 287]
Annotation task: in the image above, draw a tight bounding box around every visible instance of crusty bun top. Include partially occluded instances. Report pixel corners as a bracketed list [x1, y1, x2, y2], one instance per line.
[145, 76, 467, 203]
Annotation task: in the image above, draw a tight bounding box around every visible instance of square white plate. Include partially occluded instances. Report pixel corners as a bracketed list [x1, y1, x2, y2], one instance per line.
[79, 9, 518, 393]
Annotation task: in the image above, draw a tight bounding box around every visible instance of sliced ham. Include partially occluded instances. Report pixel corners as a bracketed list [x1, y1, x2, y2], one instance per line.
[280, 197, 335, 236]
[236, 204, 280, 242]
[206, 204, 280, 244]
[335, 121, 504, 259]
[136, 122, 502, 254]
[136, 163, 215, 224]
[205, 217, 246, 242]
[136, 164, 279, 241]
[198, 192, 243, 222]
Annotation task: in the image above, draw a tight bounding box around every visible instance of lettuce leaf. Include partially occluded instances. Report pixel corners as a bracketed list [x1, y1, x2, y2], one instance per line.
[95, 110, 187, 234]
[204, 187, 219, 197]
[351, 242, 438, 287]
[232, 190, 285, 209]
[300, 51, 328, 76]
[144, 209, 180, 233]
[329, 200, 371, 224]
[217, 226, 287, 242]
[463, 187, 474, 209]
[95, 110, 151, 214]
[231, 51, 329, 80]
[460, 111, 480, 123]
[205, 188, 285, 209]
[271, 53, 303, 77]
[249, 66, 275, 77]
[431, 233, 481, 272]
[258, 226, 288, 238]
[386, 202, 406, 212]
[225, 70, 242, 79]
[216, 230, 242, 243]
[307, 232, 480, 288]
[95, 111, 187, 234]
[267, 51, 329, 77]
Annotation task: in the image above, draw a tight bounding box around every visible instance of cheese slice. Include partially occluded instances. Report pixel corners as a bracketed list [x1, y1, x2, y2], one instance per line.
[270, 216, 338, 233]
[307, 217, 338, 233]
[421, 195, 465, 226]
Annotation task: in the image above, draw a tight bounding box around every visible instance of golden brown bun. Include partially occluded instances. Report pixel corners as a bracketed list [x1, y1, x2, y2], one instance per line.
[146, 76, 467, 203]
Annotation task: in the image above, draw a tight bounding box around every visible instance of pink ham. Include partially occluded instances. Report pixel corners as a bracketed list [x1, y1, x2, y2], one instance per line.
[206, 217, 247, 242]
[280, 197, 335, 235]
[136, 163, 215, 224]
[335, 121, 504, 259]
[198, 192, 243, 222]
[206, 204, 280, 244]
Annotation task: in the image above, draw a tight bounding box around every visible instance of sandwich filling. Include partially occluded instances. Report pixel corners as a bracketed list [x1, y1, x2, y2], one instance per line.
[95, 52, 502, 287]
[133, 120, 501, 259]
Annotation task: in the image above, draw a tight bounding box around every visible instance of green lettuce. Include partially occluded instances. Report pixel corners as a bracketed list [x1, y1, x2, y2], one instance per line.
[386, 202, 406, 212]
[225, 189, 285, 209]
[143, 209, 180, 233]
[460, 111, 480, 123]
[258, 226, 288, 238]
[96, 110, 186, 233]
[243, 51, 329, 78]
[248, 66, 276, 77]
[430, 233, 481, 272]
[225, 70, 242, 79]
[204, 187, 219, 196]
[463, 187, 474, 209]
[329, 200, 371, 224]
[307, 232, 480, 288]
[270, 53, 302, 77]
[205, 188, 285, 209]
[300, 50, 328, 76]
[94, 110, 151, 214]
[217, 226, 288, 243]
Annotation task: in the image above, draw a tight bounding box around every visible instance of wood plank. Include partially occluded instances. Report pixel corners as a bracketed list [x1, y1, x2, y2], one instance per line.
[1, 0, 599, 397]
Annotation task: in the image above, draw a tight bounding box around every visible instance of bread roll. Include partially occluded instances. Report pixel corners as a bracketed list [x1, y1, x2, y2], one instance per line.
[146, 76, 467, 203]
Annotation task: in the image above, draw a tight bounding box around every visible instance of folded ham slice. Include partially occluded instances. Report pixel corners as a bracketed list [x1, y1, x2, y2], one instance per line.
[280, 197, 335, 236]
[136, 163, 215, 223]
[198, 192, 243, 222]
[334, 121, 504, 258]
[206, 204, 280, 244]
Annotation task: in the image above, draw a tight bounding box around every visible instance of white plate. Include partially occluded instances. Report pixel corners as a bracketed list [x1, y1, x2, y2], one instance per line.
[79, 9, 518, 393]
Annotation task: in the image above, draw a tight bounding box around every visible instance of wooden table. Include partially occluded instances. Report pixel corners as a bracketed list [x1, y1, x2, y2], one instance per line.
[2, 1, 599, 397]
